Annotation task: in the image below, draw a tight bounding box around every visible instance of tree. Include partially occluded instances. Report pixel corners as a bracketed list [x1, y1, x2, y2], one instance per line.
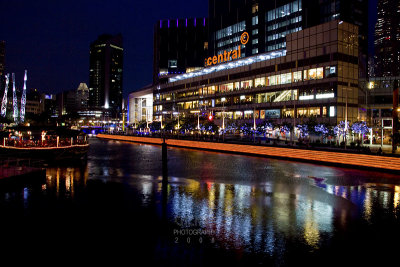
[334, 121, 350, 145]
[351, 121, 370, 144]
[296, 124, 309, 137]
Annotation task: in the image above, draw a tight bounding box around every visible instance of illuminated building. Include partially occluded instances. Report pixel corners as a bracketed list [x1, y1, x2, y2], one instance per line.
[128, 85, 153, 125]
[25, 88, 45, 115]
[155, 21, 359, 125]
[360, 77, 400, 146]
[154, 18, 208, 84]
[89, 34, 123, 118]
[373, 0, 400, 77]
[209, 0, 368, 77]
[76, 83, 89, 111]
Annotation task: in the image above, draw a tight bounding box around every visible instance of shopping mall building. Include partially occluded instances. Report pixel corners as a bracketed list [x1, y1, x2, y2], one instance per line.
[154, 20, 360, 127]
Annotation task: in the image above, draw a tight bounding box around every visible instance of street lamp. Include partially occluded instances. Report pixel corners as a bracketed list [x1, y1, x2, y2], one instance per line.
[177, 106, 180, 129]
[222, 98, 226, 130]
[343, 84, 352, 150]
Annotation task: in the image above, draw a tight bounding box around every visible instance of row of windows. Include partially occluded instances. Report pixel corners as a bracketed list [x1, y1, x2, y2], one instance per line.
[216, 21, 246, 40]
[267, 16, 302, 31]
[174, 90, 335, 114]
[173, 66, 337, 98]
[210, 106, 333, 120]
[217, 36, 240, 48]
[267, 27, 302, 41]
[267, 0, 302, 22]
[267, 42, 286, 52]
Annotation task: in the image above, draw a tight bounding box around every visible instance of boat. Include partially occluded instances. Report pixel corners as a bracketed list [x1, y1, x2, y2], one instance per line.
[0, 126, 89, 161]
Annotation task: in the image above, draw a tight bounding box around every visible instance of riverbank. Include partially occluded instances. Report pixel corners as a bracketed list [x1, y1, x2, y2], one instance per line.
[97, 134, 400, 173]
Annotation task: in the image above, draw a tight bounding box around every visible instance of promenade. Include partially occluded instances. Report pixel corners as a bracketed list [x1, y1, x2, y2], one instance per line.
[97, 134, 400, 173]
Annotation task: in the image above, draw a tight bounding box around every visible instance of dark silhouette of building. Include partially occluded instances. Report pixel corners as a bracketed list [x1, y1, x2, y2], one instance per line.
[89, 34, 123, 118]
[208, 0, 368, 76]
[373, 0, 400, 77]
[153, 18, 208, 84]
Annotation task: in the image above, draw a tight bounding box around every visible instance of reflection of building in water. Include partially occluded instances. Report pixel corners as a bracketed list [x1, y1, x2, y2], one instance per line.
[45, 167, 88, 198]
[167, 180, 337, 253]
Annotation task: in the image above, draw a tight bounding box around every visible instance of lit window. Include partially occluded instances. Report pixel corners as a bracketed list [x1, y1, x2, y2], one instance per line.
[329, 106, 335, 117]
[168, 60, 177, 68]
[252, 4, 258, 13]
[255, 77, 266, 87]
[252, 16, 258, 25]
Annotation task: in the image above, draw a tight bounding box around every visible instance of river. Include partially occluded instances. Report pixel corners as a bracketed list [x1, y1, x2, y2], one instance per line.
[1, 137, 399, 266]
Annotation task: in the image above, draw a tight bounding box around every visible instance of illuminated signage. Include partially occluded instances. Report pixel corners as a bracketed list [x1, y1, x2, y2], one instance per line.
[204, 46, 241, 67]
[204, 32, 249, 67]
[265, 109, 280, 119]
[240, 32, 249, 45]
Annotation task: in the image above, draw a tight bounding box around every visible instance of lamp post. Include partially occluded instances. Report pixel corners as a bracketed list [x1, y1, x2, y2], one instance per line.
[393, 79, 399, 153]
[222, 100, 226, 142]
[146, 108, 149, 130]
[343, 84, 351, 150]
[222, 100, 225, 130]
[253, 108, 256, 143]
[197, 112, 200, 130]
[177, 106, 180, 129]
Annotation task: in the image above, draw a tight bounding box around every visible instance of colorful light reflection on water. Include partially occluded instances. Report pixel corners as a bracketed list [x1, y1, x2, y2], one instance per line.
[1, 138, 400, 265]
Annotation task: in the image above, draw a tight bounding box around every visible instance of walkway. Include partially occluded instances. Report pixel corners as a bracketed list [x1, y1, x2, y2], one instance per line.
[97, 134, 400, 173]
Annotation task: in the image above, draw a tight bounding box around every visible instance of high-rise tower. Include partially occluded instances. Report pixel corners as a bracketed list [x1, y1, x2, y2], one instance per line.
[89, 34, 123, 118]
[374, 0, 400, 77]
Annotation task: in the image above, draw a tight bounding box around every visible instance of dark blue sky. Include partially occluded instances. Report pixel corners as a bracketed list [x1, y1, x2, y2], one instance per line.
[0, 0, 208, 97]
[1, 0, 376, 98]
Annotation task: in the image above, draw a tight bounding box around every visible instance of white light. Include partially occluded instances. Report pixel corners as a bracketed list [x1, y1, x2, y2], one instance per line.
[240, 95, 246, 100]
[221, 97, 226, 102]
[330, 106, 335, 117]
[244, 110, 253, 114]
[168, 49, 287, 83]
[316, 93, 334, 99]
[299, 95, 314, 100]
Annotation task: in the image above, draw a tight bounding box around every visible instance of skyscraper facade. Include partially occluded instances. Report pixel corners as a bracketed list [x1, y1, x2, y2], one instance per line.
[208, 0, 368, 76]
[153, 18, 208, 84]
[374, 0, 400, 77]
[76, 83, 89, 111]
[89, 34, 123, 118]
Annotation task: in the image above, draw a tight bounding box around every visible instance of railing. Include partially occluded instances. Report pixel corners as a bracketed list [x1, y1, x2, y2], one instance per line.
[0, 139, 89, 148]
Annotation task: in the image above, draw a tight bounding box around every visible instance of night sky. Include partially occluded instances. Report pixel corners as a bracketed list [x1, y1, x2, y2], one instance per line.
[1, 0, 377, 98]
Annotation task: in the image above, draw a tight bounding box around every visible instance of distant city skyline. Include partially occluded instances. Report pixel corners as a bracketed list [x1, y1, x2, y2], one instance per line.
[1, 0, 377, 97]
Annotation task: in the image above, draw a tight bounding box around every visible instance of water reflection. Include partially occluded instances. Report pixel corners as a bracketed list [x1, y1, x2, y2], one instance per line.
[166, 179, 340, 253]
[1, 138, 400, 264]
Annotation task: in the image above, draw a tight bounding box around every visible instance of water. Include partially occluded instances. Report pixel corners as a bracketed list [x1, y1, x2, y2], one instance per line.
[1, 138, 400, 266]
